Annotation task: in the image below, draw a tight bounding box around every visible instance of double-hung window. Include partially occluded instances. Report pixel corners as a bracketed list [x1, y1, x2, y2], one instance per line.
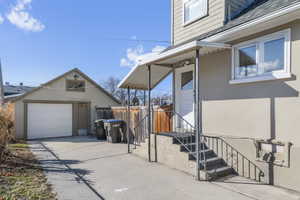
[183, 0, 208, 25]
[231, 29, 291, 84]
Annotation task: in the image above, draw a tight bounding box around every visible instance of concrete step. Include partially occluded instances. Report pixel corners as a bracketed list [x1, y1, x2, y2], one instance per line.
[188, 149, 215, 160]
[206, 166, 236, 180]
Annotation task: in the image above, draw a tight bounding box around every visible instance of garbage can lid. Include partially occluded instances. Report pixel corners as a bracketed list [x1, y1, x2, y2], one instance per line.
[105, 119, 124, 123]
[95, 119, 106, 123]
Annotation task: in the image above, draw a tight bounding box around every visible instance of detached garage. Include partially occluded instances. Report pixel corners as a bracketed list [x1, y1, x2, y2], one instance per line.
[10, 68, 120, 140]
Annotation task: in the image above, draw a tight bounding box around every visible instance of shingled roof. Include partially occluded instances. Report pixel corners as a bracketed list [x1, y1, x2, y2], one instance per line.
[4, 84, 35, 96]
[164, 0, 300, 52]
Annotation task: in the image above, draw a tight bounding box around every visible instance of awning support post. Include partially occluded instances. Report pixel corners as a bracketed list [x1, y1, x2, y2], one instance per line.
[194, 49, 202, 181]
[147, 65, 152, 162]
[127, 87, 131, 153]
[143, 90, 146, 106]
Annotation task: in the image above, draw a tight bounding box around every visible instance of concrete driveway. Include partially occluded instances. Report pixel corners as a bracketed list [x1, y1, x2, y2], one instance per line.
[30, 137, 300, 200]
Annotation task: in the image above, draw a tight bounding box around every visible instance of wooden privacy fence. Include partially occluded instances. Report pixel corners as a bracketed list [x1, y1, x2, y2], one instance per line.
[152, 105, 173, 133]
[95, 105, 173, 135]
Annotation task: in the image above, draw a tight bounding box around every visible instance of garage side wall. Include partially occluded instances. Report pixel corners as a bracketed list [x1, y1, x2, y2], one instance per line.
[14, 72, 120, 139]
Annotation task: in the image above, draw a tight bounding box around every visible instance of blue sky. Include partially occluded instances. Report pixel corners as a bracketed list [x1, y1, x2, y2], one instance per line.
[0, 0, 172, 95]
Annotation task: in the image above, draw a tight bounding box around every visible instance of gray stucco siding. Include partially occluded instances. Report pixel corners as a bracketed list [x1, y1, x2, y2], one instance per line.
[174, 20, 300, 191]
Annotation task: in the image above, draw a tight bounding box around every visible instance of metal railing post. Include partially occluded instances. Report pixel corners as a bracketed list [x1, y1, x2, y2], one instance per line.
[127, 87, 131, 153]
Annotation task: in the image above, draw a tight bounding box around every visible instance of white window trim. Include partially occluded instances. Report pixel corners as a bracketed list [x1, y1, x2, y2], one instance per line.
[230, 29, 291, 84]
[182, 0, 208, 26]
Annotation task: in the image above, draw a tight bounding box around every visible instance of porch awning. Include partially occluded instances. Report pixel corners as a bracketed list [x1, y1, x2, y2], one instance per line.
[118, 41, 231, 90]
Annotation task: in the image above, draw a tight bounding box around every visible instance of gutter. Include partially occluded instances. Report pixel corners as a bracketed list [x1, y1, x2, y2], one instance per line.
[204, 2, 300, 42]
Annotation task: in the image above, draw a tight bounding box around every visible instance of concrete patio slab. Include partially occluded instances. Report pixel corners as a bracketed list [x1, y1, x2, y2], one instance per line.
[30, 137, 300, 200]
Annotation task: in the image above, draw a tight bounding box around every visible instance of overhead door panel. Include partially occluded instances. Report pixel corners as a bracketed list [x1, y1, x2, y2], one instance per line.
[27, 103, 73, 139]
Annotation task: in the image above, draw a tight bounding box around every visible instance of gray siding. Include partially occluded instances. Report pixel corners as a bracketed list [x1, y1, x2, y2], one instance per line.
[173, 0, 226, 45]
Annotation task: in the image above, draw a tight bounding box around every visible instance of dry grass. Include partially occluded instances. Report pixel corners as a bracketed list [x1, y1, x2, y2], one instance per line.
[0, 104, 55, 199]
[0, 142, 56, 200]
[0, 103, 15, 163]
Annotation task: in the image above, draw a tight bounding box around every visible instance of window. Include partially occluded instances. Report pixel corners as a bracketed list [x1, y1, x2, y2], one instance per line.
[231, 29, 291, 84]
[181, 71, 193, 90]
[66, 80, 85, 92]
[183, 0, 208, 25]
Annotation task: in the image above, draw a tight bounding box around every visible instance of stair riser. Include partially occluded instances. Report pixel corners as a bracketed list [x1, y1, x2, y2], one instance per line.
[173, 136, 196, 144]
[180, 144, 208, 152]
[208, 168, 236, 180]
[199, 160, 226, 170]
[188, 151, 216, 160]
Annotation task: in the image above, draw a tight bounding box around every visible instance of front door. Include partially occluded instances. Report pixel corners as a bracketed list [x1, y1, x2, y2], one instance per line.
[178, 66, 194, 127]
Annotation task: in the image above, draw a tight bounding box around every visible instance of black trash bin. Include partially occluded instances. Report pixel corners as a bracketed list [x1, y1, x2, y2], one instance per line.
[94, 119, 106, 140]
[104, 120, 126, 143]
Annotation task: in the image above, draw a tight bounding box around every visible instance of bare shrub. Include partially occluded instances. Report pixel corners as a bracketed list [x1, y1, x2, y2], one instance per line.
[0, 103, 15, 162]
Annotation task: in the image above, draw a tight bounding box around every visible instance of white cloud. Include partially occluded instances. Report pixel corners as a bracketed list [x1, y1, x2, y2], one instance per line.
[120, 45, 166, 68]
[120, 45, 144, 68]
[130, 35, 137, 40]
[151, 45, 166, 53]
[262, 59, 281, 72]
[0, 14, 4, 24]
[6, 0, 45, 32]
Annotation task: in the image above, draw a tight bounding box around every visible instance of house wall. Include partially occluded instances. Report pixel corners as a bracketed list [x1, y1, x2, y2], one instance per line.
[172, 0, 226, 45]
[14, 72, 119, 139]
[174, 20, 300, 191]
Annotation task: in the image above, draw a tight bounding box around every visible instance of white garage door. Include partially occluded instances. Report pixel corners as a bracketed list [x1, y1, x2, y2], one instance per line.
[27, 103, 73, 139]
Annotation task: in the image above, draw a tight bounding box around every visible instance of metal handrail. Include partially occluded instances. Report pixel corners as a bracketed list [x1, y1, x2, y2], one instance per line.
[201, 134, 265, 182]
[161, 111, 196, 154]
[133, 114, 149, 131]
[133, 114, 149, 147]
[132, 110, 265, 182]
